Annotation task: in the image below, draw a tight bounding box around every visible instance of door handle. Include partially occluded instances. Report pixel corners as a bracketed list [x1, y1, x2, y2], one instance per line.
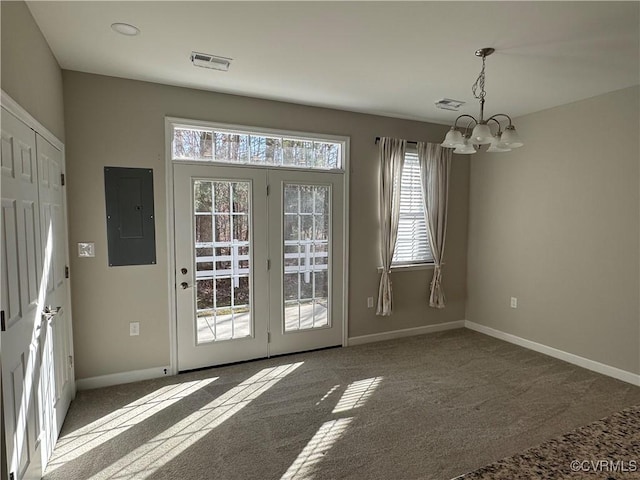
[44, 305, 62, 315]
[42, 306, 62, 321]
[180, 282, 191, 289]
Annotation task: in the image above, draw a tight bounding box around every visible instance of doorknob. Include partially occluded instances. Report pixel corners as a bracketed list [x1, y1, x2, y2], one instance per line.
[180, 282, 190, 289]
[181, 268, 188, 275]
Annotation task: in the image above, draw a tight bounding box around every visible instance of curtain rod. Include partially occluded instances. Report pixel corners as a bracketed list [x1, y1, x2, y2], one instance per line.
[375, 137, 420, 146]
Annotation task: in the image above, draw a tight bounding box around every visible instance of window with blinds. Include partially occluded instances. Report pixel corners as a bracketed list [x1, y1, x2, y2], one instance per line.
[392, 152, 433, 265]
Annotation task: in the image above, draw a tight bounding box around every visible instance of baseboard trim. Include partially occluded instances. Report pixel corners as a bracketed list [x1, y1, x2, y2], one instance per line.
[348, 320, 465, 346]
[464, 321, 640, 386]
[75, 322, 638, 388]
[76, 366, 171, 390]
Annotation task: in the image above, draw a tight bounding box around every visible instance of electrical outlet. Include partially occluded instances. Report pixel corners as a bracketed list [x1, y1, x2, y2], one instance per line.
[510, 297, 518, 309]
[130, 322, 140, 336]
[367, 297, 374, 308]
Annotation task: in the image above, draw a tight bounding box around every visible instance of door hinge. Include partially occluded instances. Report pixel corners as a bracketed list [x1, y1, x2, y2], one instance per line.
[65, 265, 70, 279]
[267, 259, 271, 270]
[266, 184, 270, 196]
[69, 355, 74, 368]
[1, 310, 6, 332]
[61, 173, 65, 186]
[267, 332, 271, 343]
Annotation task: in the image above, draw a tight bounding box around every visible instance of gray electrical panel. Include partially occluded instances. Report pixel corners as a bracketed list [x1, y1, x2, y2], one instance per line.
[104, 167, 156, 266]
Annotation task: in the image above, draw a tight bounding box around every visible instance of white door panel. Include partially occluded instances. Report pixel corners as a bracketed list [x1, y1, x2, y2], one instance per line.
[36, 133, 74, 462]
[174, 165, 269, 371]
[267, 171, 344, 355]
[1, 108, 43, 480]
[1, 108, 74, 479]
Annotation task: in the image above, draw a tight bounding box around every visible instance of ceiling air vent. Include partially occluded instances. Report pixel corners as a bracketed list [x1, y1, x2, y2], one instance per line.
[190, 52, 232, 72]
[435, 98, 465, 111]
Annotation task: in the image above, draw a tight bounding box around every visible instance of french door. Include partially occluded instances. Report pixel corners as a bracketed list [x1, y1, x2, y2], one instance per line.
[174, 164, 344, 371]
[267, 169, 344, 356]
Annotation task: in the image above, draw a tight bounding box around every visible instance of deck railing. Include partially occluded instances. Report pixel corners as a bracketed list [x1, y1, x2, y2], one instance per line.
[195, 241, 328, 287]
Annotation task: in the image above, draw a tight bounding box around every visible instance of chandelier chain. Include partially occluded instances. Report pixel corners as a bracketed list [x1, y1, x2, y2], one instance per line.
[472, 55, 486, 101]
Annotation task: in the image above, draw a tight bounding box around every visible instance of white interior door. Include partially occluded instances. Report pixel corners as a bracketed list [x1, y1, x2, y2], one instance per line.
[1, 109, 44, 480]
[267, 170, 344, 355]
[1, 108, 74, 480]
[174, 164, 345, 371]
[174, 164, 269, 371]
[35, 134, 74, 463]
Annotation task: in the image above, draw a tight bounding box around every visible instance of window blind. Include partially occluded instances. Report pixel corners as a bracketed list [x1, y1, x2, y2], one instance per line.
[392, 153, 433, 265]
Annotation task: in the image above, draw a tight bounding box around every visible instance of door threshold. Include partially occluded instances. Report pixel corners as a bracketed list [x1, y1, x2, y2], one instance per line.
[178, 344, 342, 375]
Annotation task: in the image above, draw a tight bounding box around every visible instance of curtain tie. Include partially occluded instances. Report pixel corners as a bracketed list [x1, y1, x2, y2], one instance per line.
[431, 265, 442, 287]
[429, 264, 445, 309]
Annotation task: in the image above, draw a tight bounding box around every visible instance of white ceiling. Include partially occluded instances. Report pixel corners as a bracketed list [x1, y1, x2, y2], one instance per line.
[27, 1, 640, 125]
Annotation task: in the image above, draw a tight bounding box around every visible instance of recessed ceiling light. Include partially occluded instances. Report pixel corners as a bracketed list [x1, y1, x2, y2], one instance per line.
[111, 23, 140, 36]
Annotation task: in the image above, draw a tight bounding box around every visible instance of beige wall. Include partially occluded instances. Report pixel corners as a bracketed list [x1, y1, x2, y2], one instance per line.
[467, 86, 640, 375]
[63, 71, 469, 379]
[1, 1, 65, 141]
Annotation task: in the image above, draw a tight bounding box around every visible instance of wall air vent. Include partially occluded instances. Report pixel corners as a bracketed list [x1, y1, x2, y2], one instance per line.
[190, 51, 232, 72]
[435, 98, 465, 111]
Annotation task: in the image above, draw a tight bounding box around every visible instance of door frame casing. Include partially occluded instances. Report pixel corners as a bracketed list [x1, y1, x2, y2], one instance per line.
[1, 91, 63, 151]
[164, 117, 350, 374]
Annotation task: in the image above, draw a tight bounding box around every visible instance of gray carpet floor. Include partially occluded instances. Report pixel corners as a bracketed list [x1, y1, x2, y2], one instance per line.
[44, 329, 640, 480]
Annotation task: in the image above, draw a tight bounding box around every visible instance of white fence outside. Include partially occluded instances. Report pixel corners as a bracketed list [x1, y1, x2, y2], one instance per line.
[195, 241, 328, 288]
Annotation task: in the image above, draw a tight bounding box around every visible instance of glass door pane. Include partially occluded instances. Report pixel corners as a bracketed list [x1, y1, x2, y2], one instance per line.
[194, 180, 251, 343]
[283, 184, 331, 331]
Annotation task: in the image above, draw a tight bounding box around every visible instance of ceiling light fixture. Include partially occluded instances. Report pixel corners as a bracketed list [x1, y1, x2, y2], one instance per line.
[441, 48, 523, 154]
[111, 23, 140, 36]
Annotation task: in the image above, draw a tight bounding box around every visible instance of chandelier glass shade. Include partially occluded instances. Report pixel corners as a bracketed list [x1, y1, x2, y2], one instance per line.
[453, 137, 477, 155]
[441, 48, 523, 154]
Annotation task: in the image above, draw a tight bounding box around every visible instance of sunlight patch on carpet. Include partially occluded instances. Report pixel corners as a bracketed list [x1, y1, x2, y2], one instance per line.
[88, 362, 302, 479]
[46, 378, 217, 474]
[281, 418, 353, 480]
[332, 377, 382, 413]
[315, 385, 340, 406]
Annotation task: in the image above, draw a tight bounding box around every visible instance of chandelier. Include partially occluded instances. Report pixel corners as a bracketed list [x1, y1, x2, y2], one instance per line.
[440, 48, 523, 154]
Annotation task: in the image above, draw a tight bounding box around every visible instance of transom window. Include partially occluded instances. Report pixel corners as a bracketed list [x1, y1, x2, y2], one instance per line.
[171, 122, 343, 171]
[392, 152, 433, 265]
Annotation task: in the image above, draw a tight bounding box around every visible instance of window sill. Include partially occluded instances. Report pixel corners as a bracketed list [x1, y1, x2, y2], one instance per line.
[377, 263, 436, 273]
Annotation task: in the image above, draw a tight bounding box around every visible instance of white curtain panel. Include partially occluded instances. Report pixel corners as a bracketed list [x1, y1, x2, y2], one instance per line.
[417, 142, 451, 309]
[376, 137, 406, 316]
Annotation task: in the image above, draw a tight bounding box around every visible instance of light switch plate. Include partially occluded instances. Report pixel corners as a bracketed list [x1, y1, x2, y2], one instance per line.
[78, 242, 95, 257]
[130, 322, 140, 336]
